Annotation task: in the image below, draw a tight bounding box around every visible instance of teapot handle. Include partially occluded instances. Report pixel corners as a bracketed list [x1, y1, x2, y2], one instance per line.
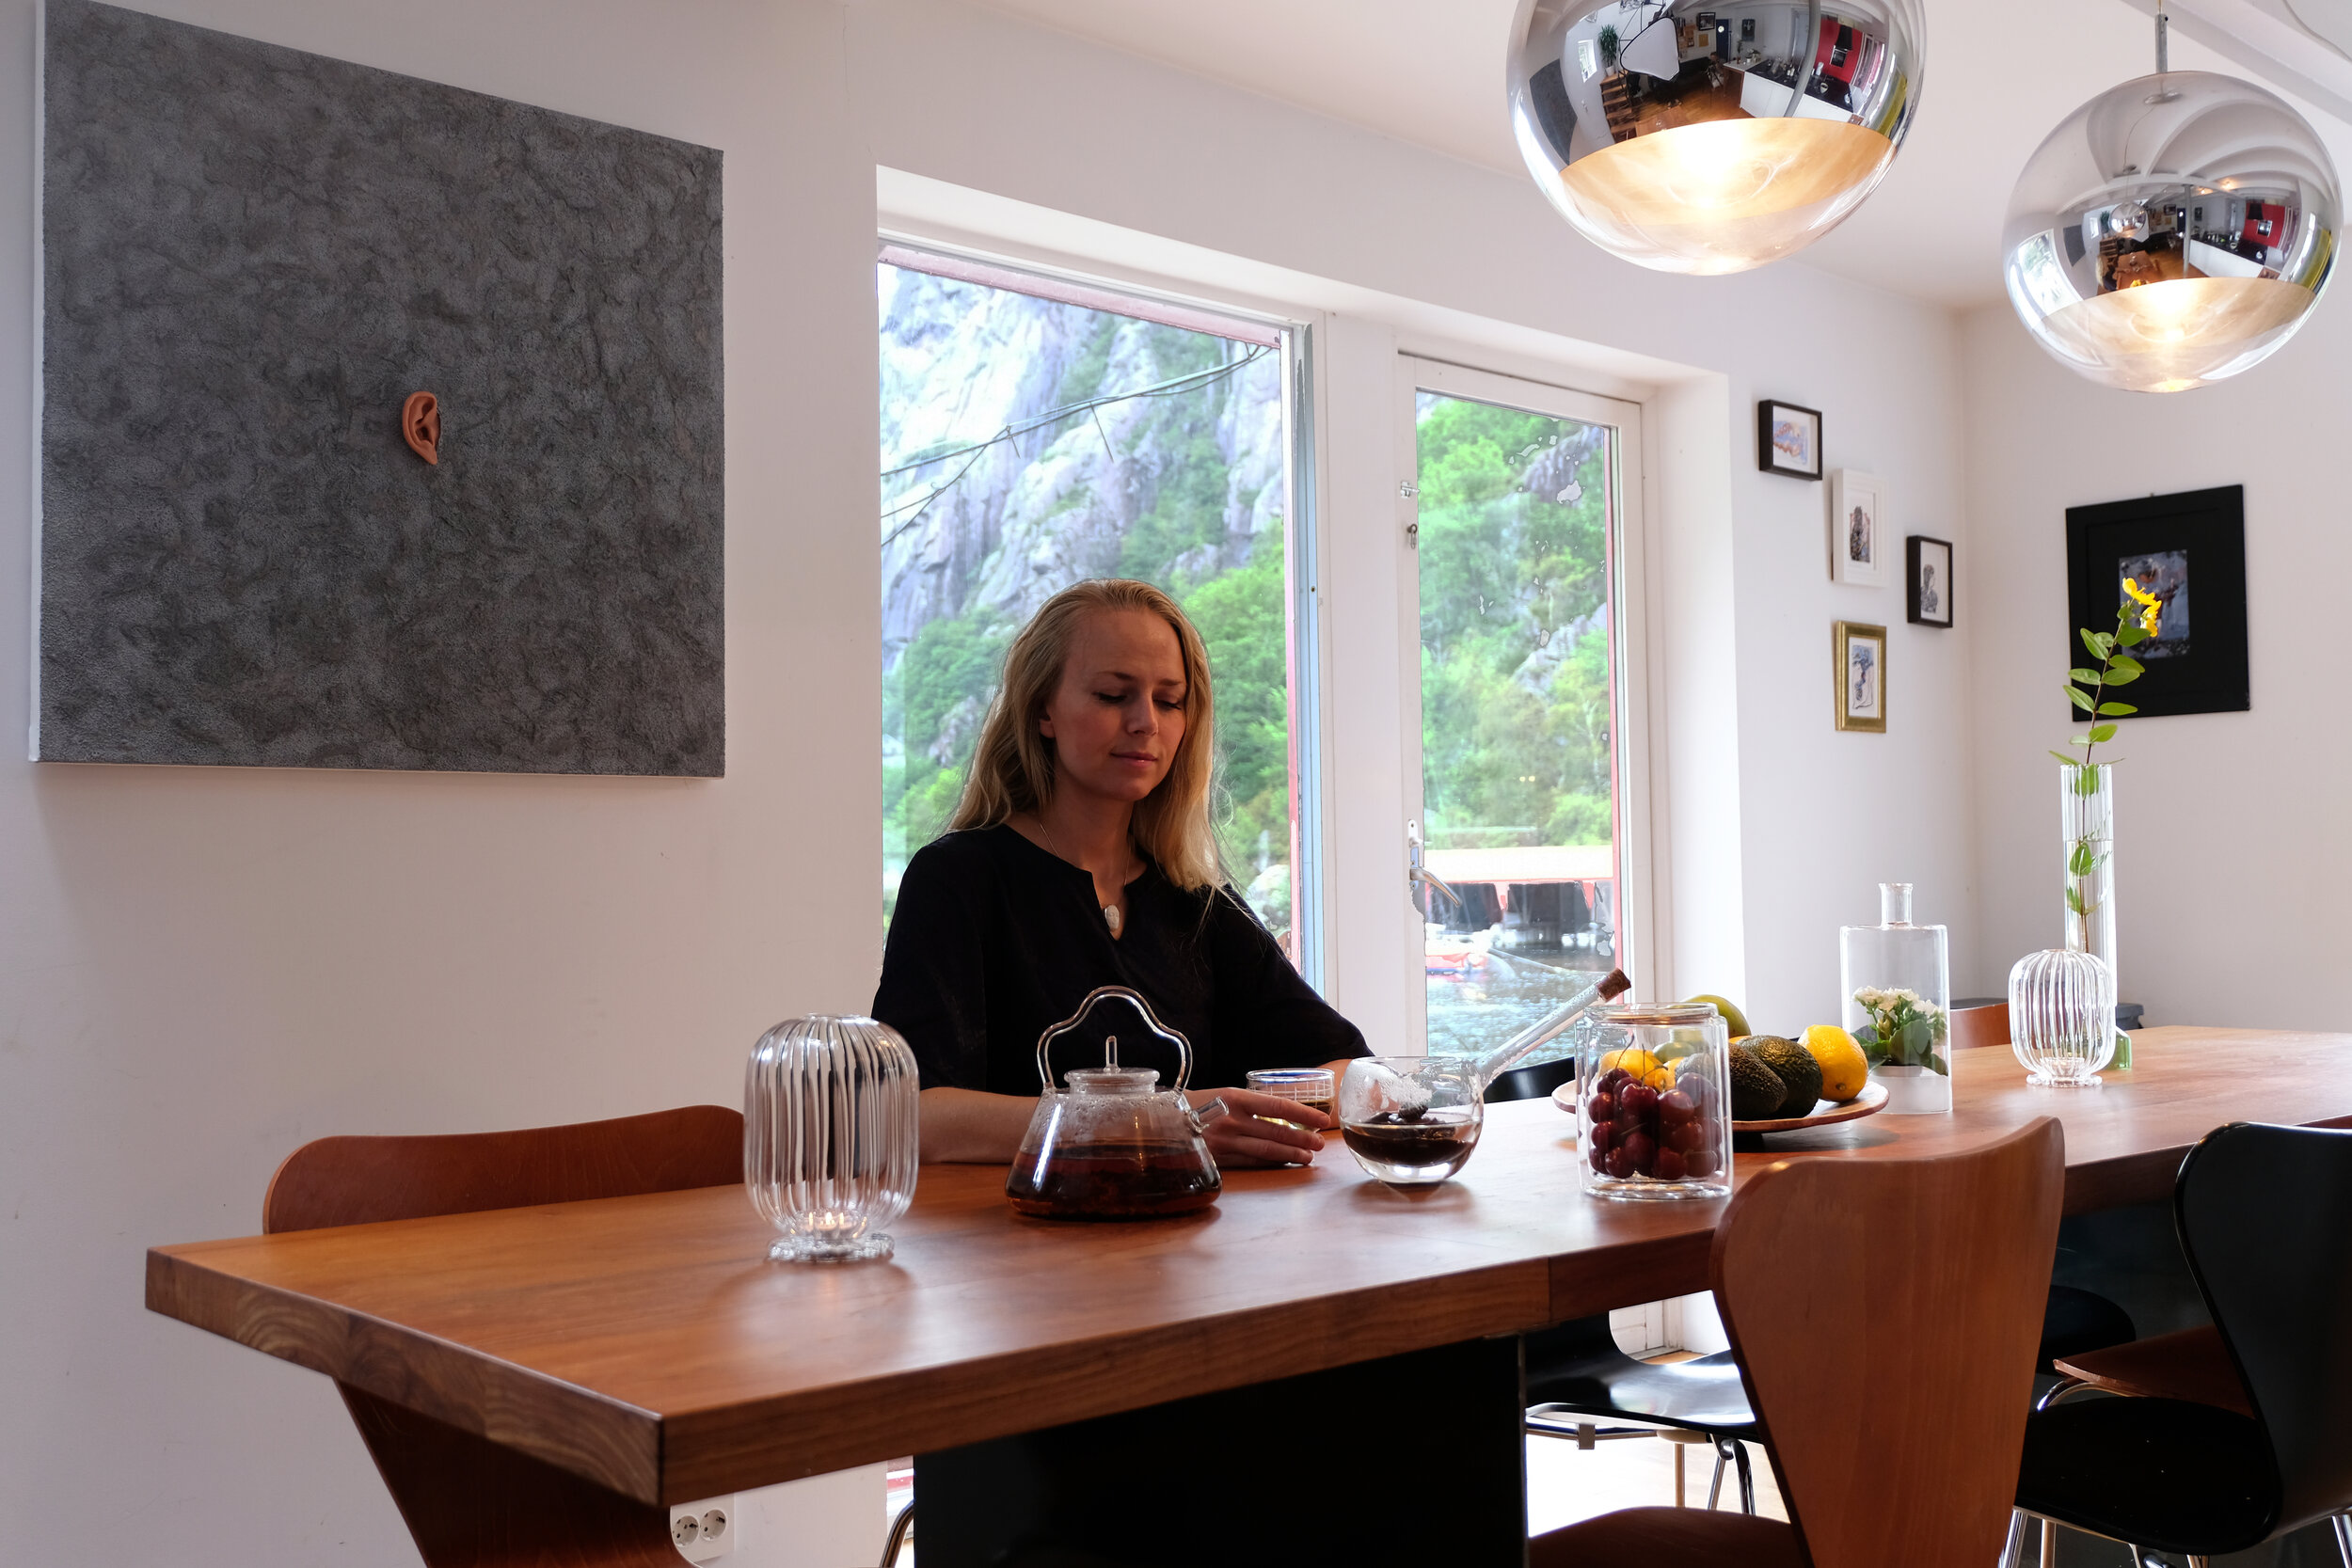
[1035, 985, 1194, 1091]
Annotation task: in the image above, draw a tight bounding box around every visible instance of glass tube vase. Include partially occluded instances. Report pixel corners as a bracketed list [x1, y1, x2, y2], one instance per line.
[1841, 883, 1951, 1114]
[745, 1015, 920, 1262]
[2059, 763, 2128, 1068]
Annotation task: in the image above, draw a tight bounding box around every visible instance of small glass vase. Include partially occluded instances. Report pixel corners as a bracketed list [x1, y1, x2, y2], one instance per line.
[745, 1015, 920, 1262]
[2059, 763, 2129, 1069]
[1841, 883, 1951, 1114]
[2010, 948, 2116, 1087]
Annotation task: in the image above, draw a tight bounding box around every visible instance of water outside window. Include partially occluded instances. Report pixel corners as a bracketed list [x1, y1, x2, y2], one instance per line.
[878, 259, 1296, 944]
[1416, 392, 1621, 1057]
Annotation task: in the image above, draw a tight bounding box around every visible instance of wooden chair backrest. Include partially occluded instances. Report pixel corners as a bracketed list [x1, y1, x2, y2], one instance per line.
[263, 1104, 742, 1233]
[1714, 1118, 2064, 1568]
[260, 1105, 745, 1568]
[1947, 1003, 2011, 1052]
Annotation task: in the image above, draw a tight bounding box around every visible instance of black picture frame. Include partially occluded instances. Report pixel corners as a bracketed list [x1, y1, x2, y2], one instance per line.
[1756, 399, 1822, 480]
[2064, 485, 2248, 719]
[1906, 535, 1952, 627]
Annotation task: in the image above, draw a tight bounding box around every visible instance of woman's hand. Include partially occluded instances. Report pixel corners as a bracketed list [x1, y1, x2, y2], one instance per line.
[1191, 1088, 1331, 1168]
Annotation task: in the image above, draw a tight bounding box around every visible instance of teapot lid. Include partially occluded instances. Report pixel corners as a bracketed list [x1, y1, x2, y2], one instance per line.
[1065, 1067, 1162, 1096]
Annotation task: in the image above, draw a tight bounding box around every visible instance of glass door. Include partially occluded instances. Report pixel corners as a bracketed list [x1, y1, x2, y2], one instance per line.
[1399, 360, 1645, 1059]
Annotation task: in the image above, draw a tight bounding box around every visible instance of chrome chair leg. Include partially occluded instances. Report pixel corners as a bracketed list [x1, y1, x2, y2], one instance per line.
[1706, 1446, 1727, 1510]
[879, 1501, 914, 1568]
[2035, 1374, 2089, 1413]
[1998, 1509, 2027, 1568]
[1708, 1434, 1756, 1514]
[2334, 1512, 2352, 1567]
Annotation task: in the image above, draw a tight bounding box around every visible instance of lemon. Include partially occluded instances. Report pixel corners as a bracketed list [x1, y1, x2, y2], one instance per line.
[1803, 1024, 1870, 1102]
[1598, 1047, 1674, 1090]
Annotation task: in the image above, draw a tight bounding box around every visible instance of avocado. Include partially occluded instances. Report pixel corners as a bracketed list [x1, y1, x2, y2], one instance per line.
[1751, 1035, 1825, 1117]
[1727, 1045, 1788, 1121]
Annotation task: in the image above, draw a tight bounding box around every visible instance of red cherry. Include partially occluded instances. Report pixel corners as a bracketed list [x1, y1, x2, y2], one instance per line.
[1664, 1121, 1703, 1153]
[1590, 1142, 1610, 1173]
[1597, 1067, 1631, 1093]
[1587, 1093, 1615, 1122]
[1653, 1148, 1688, 1181]
[1658, 1089, 1697, 1127]
[1621, 1083, 1661, 1117]
[1620, 1131, 1657, 1176]
[1589, 1120, 1615, 1155]
[1605, 1145, 1636, 1179]
[1685, 1148, 1720, 1179]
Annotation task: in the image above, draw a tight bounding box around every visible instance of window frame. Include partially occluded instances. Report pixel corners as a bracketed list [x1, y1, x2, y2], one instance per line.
[1393, 357, 1660, 1042]
[874, 237, 1327, 979]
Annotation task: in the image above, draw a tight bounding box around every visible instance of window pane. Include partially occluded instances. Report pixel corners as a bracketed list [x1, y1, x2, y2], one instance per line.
[879, 261, 1295, 944]
[1415, 392, 1619, 1057]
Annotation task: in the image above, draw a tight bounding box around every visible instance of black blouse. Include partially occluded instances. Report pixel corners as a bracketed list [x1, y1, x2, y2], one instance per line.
[872, 825, 1368, 1094]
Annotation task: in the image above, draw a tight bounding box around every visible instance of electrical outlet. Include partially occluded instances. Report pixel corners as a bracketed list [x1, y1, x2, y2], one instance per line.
[670, 1496, 737, 1561]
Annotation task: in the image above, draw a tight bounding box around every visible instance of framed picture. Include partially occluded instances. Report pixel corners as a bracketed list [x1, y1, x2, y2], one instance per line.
[1907, 535, 1953, 627]
[2065, 485, 2248, 718]
[1757, 399, 1821, 480]
[1834, 621, 1886, 733]
[1829, 469, 1889, 587]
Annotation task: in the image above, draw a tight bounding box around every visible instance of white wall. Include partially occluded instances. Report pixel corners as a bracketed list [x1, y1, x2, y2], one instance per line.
[0, 1, 1979, 1563]
[852, 0, 1978, 1032]
[0, 0, 886, 1562]
[1960, 292, 2352, 1021]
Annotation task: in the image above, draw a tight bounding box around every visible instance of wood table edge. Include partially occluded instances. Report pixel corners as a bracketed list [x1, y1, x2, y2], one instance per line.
[660, 1259, 1556, 1498]
[145, 1245, 667, 1505]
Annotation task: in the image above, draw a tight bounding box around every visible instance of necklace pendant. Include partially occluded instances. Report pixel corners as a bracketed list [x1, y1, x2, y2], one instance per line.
[1104, 905, 1122, 936]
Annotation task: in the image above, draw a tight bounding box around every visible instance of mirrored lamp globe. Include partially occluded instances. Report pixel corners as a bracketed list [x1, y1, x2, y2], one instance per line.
[1508, 0, 1925, 274]
[2004, 71, 2340, 393]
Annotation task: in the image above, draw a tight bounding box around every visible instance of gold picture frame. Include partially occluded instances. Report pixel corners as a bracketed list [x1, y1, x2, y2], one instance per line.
[1834, 621, 1886, 733]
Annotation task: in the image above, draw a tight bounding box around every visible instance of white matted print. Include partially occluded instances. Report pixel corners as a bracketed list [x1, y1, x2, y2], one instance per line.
[1830, 469, 1890, 587]
[1835, 621, 1886, 733]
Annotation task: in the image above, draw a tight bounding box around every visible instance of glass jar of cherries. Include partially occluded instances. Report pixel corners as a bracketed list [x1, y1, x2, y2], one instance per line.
[1573, 1002, 1732, 1201]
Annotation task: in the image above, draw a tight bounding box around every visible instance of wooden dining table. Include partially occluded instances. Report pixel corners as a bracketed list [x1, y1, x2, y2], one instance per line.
[147, 1026, 2352, 1566]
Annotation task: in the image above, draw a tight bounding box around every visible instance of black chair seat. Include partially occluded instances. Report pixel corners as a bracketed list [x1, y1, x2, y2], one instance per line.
[2037, 1283, 2136, 1372]
[2017, 1396, 2280, 1556]
[1531, 1506, 1804, 1568]
[1527, 1344, 1758, 1433]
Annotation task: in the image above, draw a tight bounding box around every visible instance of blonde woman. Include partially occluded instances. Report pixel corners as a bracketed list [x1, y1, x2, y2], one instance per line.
[873, 579, 1366, 1166]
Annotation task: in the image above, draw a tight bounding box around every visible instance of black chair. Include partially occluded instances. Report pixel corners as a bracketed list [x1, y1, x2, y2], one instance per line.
[2009, 1122, 2352, 1568]
[1486, 1059, 1765, 1512]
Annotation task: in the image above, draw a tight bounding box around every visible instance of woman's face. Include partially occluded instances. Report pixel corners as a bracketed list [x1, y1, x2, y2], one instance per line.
[1038, 609, 1189, 806]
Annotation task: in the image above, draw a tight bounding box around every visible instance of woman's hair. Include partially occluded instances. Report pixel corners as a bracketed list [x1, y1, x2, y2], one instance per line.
[946, 578, 1224, 893]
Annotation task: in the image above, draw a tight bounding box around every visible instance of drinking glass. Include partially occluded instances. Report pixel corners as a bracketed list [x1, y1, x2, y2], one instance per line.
[1337, 1056, 1484, 1185]
[745, 1015, 920, 1261]
[1246, 1067, 1337, 1130]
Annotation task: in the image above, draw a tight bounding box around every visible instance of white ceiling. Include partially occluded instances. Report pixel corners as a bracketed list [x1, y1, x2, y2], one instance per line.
[964, 0, 2345, 309]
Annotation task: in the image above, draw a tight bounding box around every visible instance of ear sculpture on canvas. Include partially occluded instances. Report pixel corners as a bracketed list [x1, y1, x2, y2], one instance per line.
[402, 390, 440, 465]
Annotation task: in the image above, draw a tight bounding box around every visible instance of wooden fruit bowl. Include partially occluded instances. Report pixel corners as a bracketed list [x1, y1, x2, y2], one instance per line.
[1730, 1080, 1888, 1133]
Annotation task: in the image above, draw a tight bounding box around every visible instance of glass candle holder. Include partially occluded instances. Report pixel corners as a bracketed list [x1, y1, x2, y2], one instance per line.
[745, 1015, 920, 1261]
[2009, 949, 2116, 1088]
[1841, 882, 1952, 1115]
[1574, 1003, 1730, 1201]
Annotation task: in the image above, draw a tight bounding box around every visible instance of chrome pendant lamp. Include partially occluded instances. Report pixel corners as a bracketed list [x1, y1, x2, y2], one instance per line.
[1507, 0, 1926, 274]
[2002, 4, 2340, 393]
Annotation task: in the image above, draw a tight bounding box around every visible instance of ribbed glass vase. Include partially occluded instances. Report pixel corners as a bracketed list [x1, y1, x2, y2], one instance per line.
[2058, 763, 2128, 1069]
[745, 1015, 920, 1262]
[2009, 948, 2116, 1087]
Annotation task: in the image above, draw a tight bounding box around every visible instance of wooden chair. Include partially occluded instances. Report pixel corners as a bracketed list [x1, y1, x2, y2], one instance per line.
[1947, 1002, 2010, 1053]
[1530, 1117, 2065, 1568]
[263, 1105, 743, 1568]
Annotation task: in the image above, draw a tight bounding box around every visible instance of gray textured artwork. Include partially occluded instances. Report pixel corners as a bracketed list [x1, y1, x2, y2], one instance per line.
[39, 0, 724, 773]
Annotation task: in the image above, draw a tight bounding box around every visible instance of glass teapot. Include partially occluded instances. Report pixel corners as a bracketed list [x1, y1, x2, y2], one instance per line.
[1005, 987, 1231, 1220]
